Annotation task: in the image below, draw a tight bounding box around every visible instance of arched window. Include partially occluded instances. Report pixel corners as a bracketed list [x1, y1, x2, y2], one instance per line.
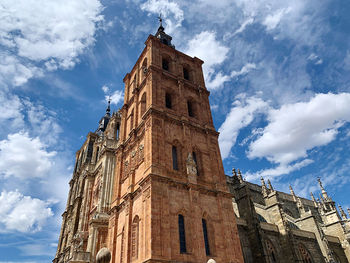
[183, 67, 190, 80]
[131, 216, 139, 259]
[266, 239, 277, 263]
[202, 218, 210, 256]
[299, 244, 313, 263]
[187, 100, 194, 117]
[172, 146, 178, 170]
[142, 58, 148, 76]
[140, 92, 146, 116]
[178, 214, 187, 253]
[95, 147, 99, 164]
[162, 58, 169, 71]
[165, 93, 172, 109]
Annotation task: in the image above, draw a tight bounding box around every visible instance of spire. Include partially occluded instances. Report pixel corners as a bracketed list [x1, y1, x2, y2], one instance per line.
[232, 168, 237, 177]
[106, 98, 111, 117]
[338, 205, 347, 219]
[237, 169, 244, 184]
[155, 15, 174, 48]
[310, 192, 318, 207]
[289, 185, 297, 201]
[267, 179, 274, 191]
[297, 196, 306, 214]
[317, 177, 329, 200]
[97, 99, 111, 134]
[261, 177, 268, 197]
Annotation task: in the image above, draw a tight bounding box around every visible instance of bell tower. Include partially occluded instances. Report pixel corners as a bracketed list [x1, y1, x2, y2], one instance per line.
[107, 23, 244, 263]
[53, 22, 244, 263]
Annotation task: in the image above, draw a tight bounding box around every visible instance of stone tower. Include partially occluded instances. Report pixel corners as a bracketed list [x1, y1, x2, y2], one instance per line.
[53, 23, 244, 263]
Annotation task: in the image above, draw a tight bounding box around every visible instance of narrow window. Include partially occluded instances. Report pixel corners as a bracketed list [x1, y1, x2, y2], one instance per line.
[162, 58, 169, 71]
[187, 101, 194, 117]
[299, 244, 312, 263]
[116, 123, 120, 140]
[140, 92, 146, 116]
[86, 140, 94, 162]
[202, 219, 210, 256]
[172, 146, 178, 170]
[178, 215, 187, 253]
[129, 110, 134, 131]
[183, 67, 189, 80]
[165, 93, 172, 109]
[131, 216, 139, 259]
[192, 151, 199, 176]
[95, 147, 100, 163]
[266, 239, 277, 263]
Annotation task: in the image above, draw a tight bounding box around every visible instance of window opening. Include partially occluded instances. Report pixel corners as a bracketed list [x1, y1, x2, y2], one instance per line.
[172, 146, 178, 170]
[162, 58, 169, 71]
[178, 215, 187, 253]
[202, 219, 210, 256]
[166, 93, 172, 109]
[183, 68, 189, 80]
[187, 101, 194, 117]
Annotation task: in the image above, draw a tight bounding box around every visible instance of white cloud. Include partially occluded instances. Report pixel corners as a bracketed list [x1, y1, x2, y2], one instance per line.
[233, 17, 254, 36]
[235, 0, 327, 44]
[0, 91, 24, 132]
[230, 63, 256, 78]
[248, 93, 350, 165]
[308, 53, 323, 65]
[218, 95, 269, 159]
[245, 159, 314, 181]
[263, 8, 291, 31]
[0, 190, 53, 233]
[102, 85, 110, 94]
[0, 0, 104, 86]
[0, 132, 56, 179]
[102, 85, 123, 106]
[185, 31, 230, 90]
[24, 101, 62, 145]
[141, 0, 184, 34]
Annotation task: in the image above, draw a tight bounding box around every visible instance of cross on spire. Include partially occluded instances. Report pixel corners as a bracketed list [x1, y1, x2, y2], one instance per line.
[158, 14, 163, 27]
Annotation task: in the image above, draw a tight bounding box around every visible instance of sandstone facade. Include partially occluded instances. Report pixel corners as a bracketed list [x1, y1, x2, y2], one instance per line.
[53, 25, 244, 263]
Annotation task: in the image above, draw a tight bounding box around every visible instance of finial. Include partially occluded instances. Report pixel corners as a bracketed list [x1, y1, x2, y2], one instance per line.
[310, 192, 318, 207]
[267, 179, 274, 191]
[158, 14, 163, 27]
[232, 168, 237, 177]
[261, 177, 268, 197]
[289, 185, 295, 195]
[317, 177, 324, 190]
[237, 169, 244, 183]
[297, 196, 305, 213]
[347, 208, 350, 217]
[106, 97, 111, 116]
[289, 184, 297, 201]
[338, 205, 347, 219]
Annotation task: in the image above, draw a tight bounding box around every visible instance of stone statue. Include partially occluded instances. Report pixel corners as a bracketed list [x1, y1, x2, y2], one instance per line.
[96, 247, 111, 263]
[186, 153, 197, 175]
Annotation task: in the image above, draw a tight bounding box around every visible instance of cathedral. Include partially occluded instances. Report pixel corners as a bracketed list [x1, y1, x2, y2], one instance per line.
[53, 23, 350, 263]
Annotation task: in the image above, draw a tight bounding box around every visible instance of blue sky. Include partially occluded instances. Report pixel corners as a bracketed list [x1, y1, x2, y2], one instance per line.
[1, 0, 350, 262]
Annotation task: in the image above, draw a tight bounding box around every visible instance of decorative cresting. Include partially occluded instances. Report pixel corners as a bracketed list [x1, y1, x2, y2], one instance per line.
[96, 247, 111, 263]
